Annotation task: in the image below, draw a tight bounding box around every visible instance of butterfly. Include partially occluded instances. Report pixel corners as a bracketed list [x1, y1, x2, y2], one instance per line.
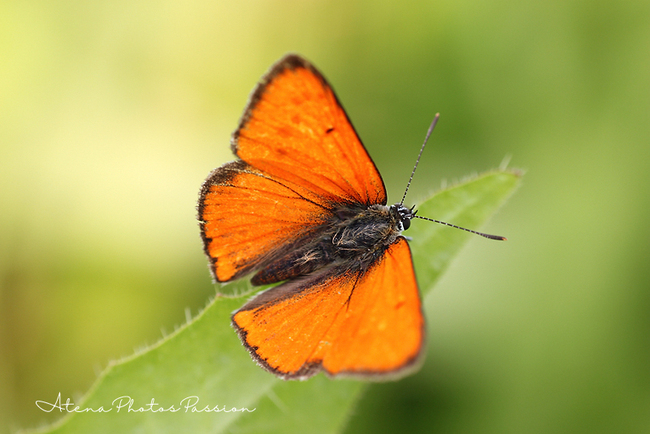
[198, 54, 505, 380]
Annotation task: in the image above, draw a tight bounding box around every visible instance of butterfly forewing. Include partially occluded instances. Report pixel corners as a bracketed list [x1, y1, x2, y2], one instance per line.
[234, 55, 387, 207]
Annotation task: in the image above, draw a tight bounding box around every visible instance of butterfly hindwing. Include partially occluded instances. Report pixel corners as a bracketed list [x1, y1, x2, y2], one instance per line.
[232, 237, 424, 379]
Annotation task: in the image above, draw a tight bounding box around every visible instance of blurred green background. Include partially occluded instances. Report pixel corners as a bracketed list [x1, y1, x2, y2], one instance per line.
[1, 0, 648, 433]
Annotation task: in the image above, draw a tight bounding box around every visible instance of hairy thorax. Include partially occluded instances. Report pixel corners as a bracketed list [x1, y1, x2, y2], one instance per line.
[330, 204, 401, 259]
[251, 203, 404, 285]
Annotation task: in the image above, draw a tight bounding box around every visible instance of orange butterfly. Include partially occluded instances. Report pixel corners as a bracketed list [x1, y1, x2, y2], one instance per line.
[198, 54, 505, 380]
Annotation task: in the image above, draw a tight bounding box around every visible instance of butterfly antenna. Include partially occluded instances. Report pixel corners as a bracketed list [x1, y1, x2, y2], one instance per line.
[400, 113, 506, 241]
[400, 113, 440, 206]
[414, 215, 507, 240]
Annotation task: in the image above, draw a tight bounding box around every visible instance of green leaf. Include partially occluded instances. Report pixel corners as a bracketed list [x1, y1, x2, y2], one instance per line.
[410, 169, 522, 292]
[33, 169, 521, 434]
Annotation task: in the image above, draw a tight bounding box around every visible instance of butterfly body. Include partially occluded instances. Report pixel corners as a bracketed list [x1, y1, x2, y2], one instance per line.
[257, 202, 415, 285]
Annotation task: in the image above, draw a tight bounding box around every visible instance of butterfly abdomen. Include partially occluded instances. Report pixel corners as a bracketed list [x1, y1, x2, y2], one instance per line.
[250, 238, 333, 285]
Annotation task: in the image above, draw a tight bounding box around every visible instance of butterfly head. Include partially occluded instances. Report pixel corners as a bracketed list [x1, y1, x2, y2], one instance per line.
[391, 203, 417, 231]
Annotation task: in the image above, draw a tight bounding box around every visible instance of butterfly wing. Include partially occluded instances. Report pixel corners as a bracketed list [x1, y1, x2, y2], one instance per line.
[232, 237, 425, 379]
[199, 55, 387, 282]
[199, 160, 330, 282]
[234, 55, 387, 207]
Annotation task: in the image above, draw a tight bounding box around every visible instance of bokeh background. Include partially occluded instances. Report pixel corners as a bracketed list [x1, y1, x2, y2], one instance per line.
[1, 0, 648, 433]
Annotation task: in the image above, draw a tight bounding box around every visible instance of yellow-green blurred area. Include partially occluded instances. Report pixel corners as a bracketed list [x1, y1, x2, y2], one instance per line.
[1, 0, 649, 432]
